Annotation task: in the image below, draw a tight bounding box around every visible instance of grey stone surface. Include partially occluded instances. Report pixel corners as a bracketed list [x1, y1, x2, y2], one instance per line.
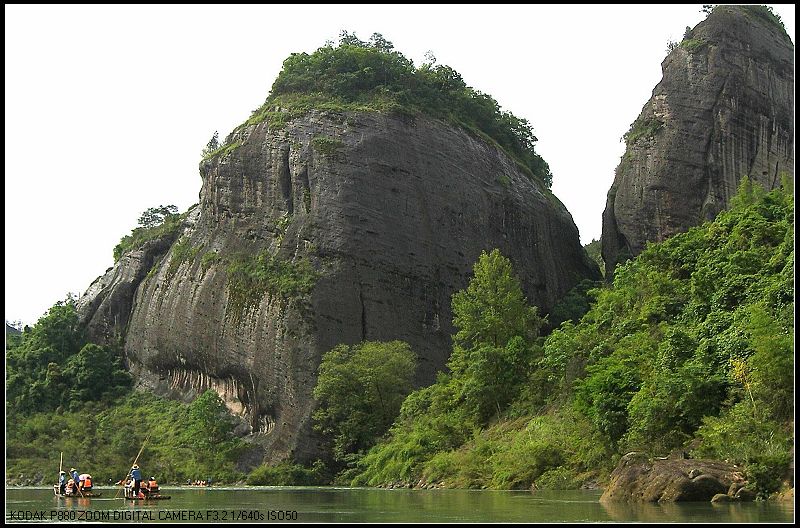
[602, 6, 794, 278]
[78, 110, 599, 463]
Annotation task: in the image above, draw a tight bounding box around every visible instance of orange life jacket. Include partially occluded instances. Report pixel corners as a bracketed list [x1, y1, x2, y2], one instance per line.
[83, 477, 92, 489]
[148, 479, 158, 490]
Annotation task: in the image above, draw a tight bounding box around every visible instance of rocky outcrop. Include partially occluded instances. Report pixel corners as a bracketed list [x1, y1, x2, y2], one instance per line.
[76, 214, 192, 345]
[601, 452, 745, 502]
[79, 109, 599, 463]
[602, 5, 794, 277]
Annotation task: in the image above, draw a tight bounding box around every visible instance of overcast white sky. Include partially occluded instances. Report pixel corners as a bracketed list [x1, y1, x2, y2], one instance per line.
[5, 4, 795, 326]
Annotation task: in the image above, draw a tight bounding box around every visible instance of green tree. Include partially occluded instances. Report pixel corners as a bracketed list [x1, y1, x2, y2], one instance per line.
[547, 278, 601, 329]
[201, 131, 220, 158]
[583, 239, 604, 275]
[114, 205, 184, 261]
[448, 249, 543, 422]
[260, 32, 553, 188]
[6, 298, 85, 414]
[62, 343, 131, 406]
[451, 249, 541, 351]
[186, 390, 237, 452]
[313, 341, 416, 462]
[745, 305, 793, 421]
[137, 205, 178, 229]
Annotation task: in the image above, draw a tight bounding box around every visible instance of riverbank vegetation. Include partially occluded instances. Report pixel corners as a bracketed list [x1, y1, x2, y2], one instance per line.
[340, 178, 792, 497]
[7, 180, 792, 496]
[6, 302, 247, 485]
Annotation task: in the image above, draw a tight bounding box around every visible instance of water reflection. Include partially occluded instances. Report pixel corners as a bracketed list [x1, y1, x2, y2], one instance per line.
[4, 487, 793, 523]
[600, 496, 795, 523]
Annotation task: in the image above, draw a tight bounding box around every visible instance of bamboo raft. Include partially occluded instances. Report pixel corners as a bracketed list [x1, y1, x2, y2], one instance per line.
[123, 492, 171, 500]
[53, 485, 101, 498]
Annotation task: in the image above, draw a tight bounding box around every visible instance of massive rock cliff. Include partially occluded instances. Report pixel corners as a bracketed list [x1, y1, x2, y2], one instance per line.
[78, 109, 599, 462]
[602, 5, 794, 277]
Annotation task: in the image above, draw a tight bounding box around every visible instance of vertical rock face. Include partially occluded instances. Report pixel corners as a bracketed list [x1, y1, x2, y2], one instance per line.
[602, 6, 794, 277]
[76, 229, 185, 345]
[80, 110, 599, 462]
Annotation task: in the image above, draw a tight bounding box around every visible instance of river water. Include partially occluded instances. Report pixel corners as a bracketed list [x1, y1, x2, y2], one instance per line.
[5, 487, 794, 523]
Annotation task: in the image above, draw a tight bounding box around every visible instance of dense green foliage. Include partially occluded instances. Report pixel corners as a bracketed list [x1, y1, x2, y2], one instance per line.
[313, 341, 416, 465]
[546, 279, 601, 331]
[6, 298, 247, 484]
[7, 390, 247, 485]
[584, 239, 604, 275]
[355, 180, 793, 494]
[240, 32, 552, 188]
[6, 300, 131, 415]
[353, 250, 548, 486]
[567, 178, 793, 454]
[623, 116, 664, 144]
[113, 205, 184, 262]
[246, 460, 329, 486]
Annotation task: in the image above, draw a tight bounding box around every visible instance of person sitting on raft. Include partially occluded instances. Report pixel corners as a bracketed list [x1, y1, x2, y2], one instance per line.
[65, 479, 77, 496]
[147, 477, 159, 493]
[79, 474, 93, 491]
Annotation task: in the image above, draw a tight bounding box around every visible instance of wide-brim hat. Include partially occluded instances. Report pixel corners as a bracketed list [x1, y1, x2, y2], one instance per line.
[132, 465, 139, 470]
[60, 471, 66, 474]
[70, 468, 76, 471]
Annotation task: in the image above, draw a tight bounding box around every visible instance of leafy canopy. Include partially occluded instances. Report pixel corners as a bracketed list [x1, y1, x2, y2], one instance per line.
[313, 340, 416, 463]
[114, 205, 183, 261]
[354, 250, 545, 485]
[355, 178, 793, 491]
[248, 31, 552, 188]
[137, 205, 178, 229]
[6, 298, 131, 415]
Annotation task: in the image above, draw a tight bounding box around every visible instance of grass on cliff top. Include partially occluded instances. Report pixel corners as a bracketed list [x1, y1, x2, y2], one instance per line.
[622, 116, 664, 145]
[735, 5, 789, 37]
[113, 205, 198, 262]
[229, 31, 552, 189]
[202, 139, 243, 161]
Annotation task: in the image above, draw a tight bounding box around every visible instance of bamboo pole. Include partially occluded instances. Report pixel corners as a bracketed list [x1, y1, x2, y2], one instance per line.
[57, 452, 63, 495]
[114, 433, 151, 499]
[74, 462, 85, 498]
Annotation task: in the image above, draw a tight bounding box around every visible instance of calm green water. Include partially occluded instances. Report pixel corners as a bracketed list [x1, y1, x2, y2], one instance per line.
[5, 487, 794, 523]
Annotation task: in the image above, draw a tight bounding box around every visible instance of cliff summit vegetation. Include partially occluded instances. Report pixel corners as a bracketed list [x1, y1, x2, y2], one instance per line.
[238, 31, 553, 188]
[113, 204, 183, 262]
